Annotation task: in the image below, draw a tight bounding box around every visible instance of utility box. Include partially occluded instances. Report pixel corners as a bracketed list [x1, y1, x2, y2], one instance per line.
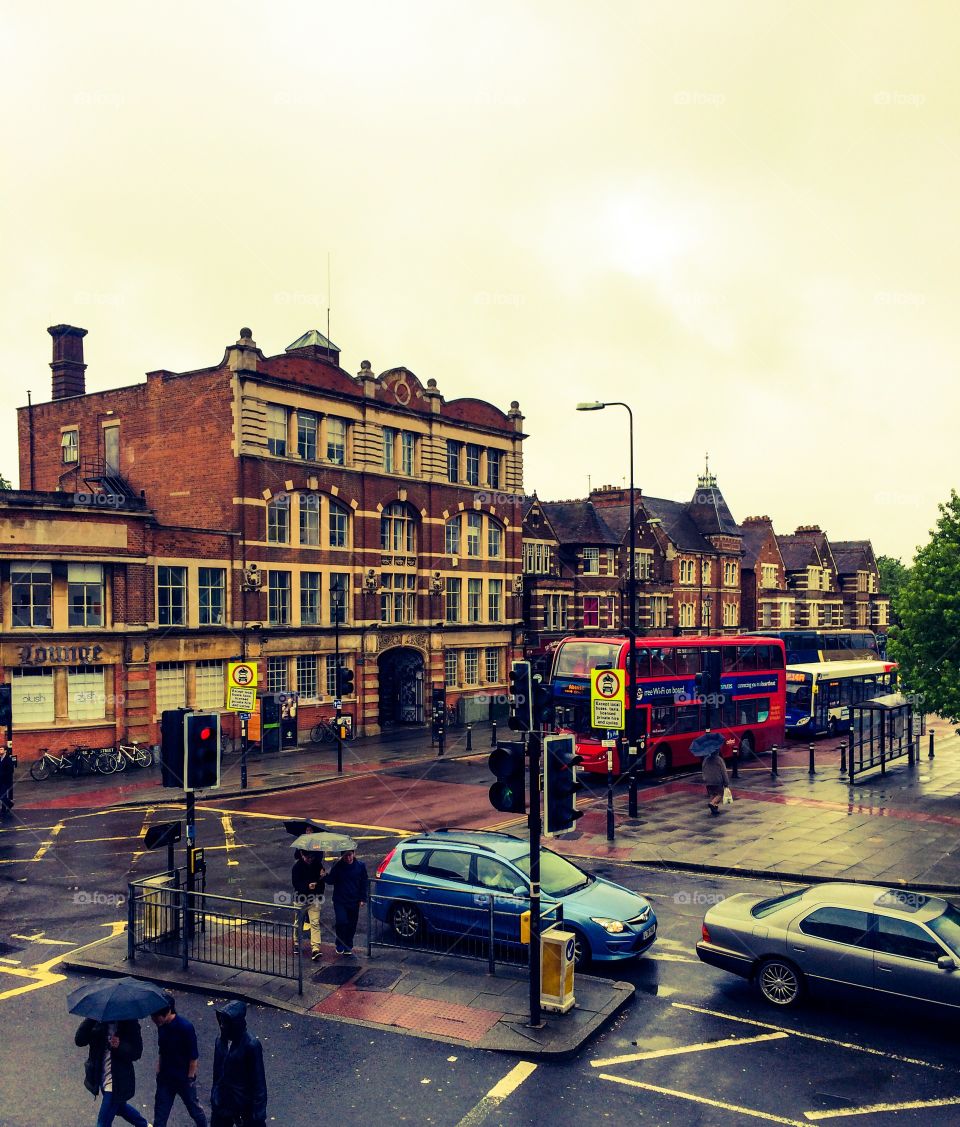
[540, 927, 576, 1014]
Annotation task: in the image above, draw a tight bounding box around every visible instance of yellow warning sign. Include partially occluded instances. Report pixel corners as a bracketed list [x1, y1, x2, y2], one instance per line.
[591, 668, 625, 730]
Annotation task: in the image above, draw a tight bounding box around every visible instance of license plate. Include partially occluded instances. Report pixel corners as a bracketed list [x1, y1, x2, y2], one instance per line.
[642, 924, 656, 941]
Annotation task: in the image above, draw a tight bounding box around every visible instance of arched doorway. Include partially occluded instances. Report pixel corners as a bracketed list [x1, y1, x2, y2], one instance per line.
[378, 647, 425, 727]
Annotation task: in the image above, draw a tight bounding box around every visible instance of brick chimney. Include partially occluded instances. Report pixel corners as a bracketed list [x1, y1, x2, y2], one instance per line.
[48, 324, 88, 399]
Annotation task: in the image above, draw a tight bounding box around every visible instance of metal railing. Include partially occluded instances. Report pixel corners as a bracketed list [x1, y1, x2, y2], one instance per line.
[128, 869, 307, 994]
[368, 879, 561, 973]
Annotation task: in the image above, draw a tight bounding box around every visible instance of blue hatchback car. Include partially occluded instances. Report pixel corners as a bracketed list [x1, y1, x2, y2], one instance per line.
[373, 829, 657, 968]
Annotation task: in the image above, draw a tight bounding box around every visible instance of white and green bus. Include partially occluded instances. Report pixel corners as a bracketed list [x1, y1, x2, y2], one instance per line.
[785, 658, 898, 737]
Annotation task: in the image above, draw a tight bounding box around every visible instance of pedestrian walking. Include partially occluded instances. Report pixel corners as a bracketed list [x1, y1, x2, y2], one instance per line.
[210, 1000, 267, 1127]
[291, 847, 326, 961]
[701, 747, 731, 816]
[0, 743, 14, 816]
[326, 846, 369, 955]
[75, 1015, 150, 1127]
[151, 991, 207, 1127]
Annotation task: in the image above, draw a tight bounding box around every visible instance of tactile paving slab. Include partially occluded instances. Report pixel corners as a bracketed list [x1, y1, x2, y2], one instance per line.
[311, 987, 502, 1042]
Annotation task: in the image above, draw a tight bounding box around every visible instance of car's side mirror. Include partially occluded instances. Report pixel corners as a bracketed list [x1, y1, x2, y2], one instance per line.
[937, 954, 957, 971]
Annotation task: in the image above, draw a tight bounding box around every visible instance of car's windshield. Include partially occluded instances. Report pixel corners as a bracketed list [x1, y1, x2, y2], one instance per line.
[513, 849, 592, 897]
[927, 903, 960, 954]
[751, 889, 809, 919]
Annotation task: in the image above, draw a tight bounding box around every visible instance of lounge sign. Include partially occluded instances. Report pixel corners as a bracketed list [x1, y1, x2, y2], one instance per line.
[17, 644, 105, 666]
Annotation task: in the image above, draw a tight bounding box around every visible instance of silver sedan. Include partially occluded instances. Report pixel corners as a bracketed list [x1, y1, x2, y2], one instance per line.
[697, 883, 960, 1009]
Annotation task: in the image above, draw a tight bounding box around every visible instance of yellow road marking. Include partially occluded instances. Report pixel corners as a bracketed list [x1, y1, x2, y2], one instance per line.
[10, 934, 73, 946]
[591, 1031, 788, 1067]
[672, 1003, 944, 1071]
[221, 814, 239, 866]
[32, 821, 64, 860]
[75, 835, 145, 843]
[454, 1061, 537, 1127]
[598, 1074, 808, 1126]
[804, 1095, 960, 1120]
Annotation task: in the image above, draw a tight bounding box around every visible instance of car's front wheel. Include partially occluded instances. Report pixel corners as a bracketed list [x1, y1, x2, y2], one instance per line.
[568, 927, 591, 971]
[755, 957, 803, 1007]
[389, 902, 422, 942]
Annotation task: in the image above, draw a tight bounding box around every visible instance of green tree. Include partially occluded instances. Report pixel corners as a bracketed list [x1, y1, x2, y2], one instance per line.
[889, 490, 960, 723]
[876, 554, 910, 626]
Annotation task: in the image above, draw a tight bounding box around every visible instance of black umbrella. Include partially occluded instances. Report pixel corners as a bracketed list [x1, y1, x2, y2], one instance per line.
[689, 731, 728, 758]
[68, 977, 171, 1022]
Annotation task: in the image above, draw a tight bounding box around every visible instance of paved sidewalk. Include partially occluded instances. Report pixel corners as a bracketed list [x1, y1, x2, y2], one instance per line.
[551, 720, 960, 893]
[64, 931, 631, 1057]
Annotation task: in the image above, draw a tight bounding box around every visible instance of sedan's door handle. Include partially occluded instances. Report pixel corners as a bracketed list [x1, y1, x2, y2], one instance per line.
[877, 964, 894, 973]
[791, 946, 807, 953]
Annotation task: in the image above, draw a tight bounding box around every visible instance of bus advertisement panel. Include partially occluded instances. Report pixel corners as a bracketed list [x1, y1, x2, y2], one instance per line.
[548, 635, 786, 777]
[785, 658, 898, 737]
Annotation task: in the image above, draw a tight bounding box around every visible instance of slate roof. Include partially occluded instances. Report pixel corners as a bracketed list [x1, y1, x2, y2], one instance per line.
[642, 496, 717, 553]
[739, 523, 772, 570]
[776, 534, 821, 570]
[687, 484, 740, 537]
[830, 540, 875, 574]
[540, 501, 620, 546]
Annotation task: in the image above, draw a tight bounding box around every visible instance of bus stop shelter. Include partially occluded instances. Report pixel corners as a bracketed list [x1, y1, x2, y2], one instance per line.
[848, 693, 925, 783]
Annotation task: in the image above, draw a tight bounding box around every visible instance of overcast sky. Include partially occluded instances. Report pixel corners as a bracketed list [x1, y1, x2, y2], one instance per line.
[3, 1, 955, 562]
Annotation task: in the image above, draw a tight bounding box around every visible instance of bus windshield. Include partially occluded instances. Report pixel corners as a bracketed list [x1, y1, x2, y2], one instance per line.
[786, 674, 813, 709]
[553, 641, 622, 678]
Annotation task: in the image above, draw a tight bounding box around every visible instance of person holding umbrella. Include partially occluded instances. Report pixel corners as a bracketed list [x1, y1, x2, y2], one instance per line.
[291, 847, 326, 961]
[689, 731, 735, 816]
[70, 976, 170, 1127]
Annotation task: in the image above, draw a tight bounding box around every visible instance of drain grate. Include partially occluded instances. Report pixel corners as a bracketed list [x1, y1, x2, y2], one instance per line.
[312, 965, 359, 986]
[353, 969, 402, 991]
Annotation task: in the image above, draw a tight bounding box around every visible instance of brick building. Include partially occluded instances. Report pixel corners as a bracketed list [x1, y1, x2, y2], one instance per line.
[4, 324, 526, 758]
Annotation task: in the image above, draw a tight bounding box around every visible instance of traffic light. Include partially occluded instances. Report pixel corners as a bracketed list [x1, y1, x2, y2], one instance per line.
[532, 673, 553, 730]
[543, 733, 583, 834]
[488, 740, 527, 813]
[185, 712, 221, 791]
[508, 661, 533, 732]
[336, 665, 355, 698]
[0, 684, 11, 728]
[160, 708, 190, 789]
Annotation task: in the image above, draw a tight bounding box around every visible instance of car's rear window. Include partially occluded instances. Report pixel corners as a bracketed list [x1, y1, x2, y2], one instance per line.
[751, 889, 808, 919]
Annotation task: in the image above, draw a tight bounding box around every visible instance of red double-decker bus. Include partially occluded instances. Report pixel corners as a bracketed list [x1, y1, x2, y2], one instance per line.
[548, 635, 786, 777]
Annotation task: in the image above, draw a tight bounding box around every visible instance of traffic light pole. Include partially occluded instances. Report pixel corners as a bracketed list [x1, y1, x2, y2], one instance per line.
[527, 730, 543, 1029]
[185, 788, 196, 940]
[334, 581, 343, 775]
[240, 716, 248, 790]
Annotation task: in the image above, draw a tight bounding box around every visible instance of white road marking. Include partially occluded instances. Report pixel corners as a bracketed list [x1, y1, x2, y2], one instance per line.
[644, 951, 698, 963]
[454, 1061, 537, 1127]
[591, 1031, 788, 1067]
[672, 1003, 944, 1071]
[804, 1095, 960, 1120]
[10, 934, 73, 946]
[598, 1074, 809, 1126]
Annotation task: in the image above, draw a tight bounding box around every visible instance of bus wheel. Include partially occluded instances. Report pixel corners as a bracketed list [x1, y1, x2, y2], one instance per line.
[651, 746, 671, 776]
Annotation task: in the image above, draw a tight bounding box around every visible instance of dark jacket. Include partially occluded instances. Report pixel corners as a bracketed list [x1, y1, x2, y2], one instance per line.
[701, 753, 730, 788]
[291, 854, 326, 898]
[0, 751, 13, 789]
[211, 1000, 267, 1125]
[326, 857, 369, 906]
[75, 1018, 143, 1102]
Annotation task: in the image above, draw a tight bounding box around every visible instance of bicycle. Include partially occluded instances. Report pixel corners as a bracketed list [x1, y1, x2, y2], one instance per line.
[30, 747, 81, 782]
[309, 717, 355, 743]
[113, 740, 153, 771]
[72, 744, 121, 775]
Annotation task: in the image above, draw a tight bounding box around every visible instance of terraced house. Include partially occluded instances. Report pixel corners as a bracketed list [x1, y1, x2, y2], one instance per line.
[3, 324, 526, 759]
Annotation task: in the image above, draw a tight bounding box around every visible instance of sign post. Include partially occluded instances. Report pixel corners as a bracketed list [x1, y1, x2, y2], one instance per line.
[227, 662, 259, 790]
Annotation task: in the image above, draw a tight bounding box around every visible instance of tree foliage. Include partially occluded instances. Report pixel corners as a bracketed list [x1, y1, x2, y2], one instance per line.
[889, 490, 960, 723]
[876, 554, 910, 626]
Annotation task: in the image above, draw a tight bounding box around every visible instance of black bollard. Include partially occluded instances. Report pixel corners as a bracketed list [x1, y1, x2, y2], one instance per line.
[839, 741, 847, 776]
[731, 751, 739, 779]
[929, 729, 935, 760]
[491, 721, 498, 748]
[771, 744, 778, 777]
[466, 724, 473, 751]
[808, 743, 815, 775]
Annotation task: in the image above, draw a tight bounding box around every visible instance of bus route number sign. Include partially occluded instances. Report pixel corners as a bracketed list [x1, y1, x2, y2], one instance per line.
[591, 668, 625, 731]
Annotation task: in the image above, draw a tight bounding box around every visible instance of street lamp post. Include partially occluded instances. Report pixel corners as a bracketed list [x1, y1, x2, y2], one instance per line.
[332, 579, 344, 775]
[576, 401, 639, 817]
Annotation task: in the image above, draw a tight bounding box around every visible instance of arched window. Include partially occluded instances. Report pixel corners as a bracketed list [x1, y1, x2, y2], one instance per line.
[299, 494, 320, 546]
[329, 500, 349, 549]
[267, 496, 290, 544]
[487, 518, 503, 559]
[381, 502, 416, 554]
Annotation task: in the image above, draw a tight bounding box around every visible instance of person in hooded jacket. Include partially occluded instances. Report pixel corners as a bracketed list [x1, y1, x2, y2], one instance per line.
[701, 748, 731, 816]
[74, 1015, 149, 1127]
[210, 1000, 267, 1127]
